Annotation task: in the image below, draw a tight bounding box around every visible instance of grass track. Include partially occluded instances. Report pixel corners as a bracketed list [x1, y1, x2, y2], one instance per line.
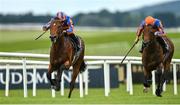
[0, 30, 180, 58]
[0, 84, 179, 104]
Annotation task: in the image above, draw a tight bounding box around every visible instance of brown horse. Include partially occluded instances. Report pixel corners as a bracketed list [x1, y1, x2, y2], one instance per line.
[46, 17, 86, 98]
[142, 24, 174, 97]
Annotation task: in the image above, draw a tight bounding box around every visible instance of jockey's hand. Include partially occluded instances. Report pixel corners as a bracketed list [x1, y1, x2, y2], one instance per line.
[154, 31, 161, 36]
[43, 26, 48, 31]
[63, 26, 69, 30]
[135, 36, 139, 44]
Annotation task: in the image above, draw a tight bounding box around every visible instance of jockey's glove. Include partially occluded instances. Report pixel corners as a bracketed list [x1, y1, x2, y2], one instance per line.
[43, 26, 49, 31]
[154, 31, 161, 36]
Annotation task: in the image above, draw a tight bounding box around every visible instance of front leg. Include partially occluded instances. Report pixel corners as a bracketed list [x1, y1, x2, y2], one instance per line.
[55, 64, 69, 91]
[143, 68, 152, 93]
[47, 64, 56, 88]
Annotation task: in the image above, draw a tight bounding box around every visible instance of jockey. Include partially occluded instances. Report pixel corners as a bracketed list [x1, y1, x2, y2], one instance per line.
[43, 11, 80, 52]
[135, 16, 169, 53]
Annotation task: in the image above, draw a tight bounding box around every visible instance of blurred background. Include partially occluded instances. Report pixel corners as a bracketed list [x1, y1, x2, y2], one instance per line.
[0, 0, 180, 57]
[0, 0, 180, 27]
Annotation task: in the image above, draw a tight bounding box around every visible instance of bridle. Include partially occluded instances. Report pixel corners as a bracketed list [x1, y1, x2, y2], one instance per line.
[143, 24, 157, 46]
[49, 19, 64, 43]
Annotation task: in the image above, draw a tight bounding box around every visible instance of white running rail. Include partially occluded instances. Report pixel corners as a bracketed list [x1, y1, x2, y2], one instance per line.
[0, 52, 179, 98]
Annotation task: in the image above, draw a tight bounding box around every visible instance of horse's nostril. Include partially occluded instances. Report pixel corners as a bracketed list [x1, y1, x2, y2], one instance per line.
[50, 35, 55, 38]
[49, 35, 57, 42]
[49, 35, 56, 39]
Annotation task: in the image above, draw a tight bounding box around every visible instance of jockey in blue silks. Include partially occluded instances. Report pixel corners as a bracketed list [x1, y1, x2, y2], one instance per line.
[135, 16, 169, 53]
[43, 11, 80, 52]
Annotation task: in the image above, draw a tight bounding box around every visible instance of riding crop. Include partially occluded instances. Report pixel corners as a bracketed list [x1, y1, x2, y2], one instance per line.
[120, 39, 139, 64]
[35, 31, 47, 40]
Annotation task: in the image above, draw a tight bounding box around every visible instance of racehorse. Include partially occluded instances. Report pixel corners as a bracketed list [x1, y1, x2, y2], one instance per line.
[46, 17, 86, 98]
[142, 24, 174, 97]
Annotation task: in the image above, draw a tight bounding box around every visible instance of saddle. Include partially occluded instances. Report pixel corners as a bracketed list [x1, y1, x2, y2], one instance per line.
[68, 35, 81, 63]
[63, 32, 80, 53]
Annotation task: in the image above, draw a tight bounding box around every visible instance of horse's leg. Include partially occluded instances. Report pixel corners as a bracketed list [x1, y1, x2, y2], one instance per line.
[143, 67, 152, 93]
[156, 62, 170, 97]
[46, 64, 56, 89]
[155, 63, 165, 97]
[55, 65, 66, 91]
[68, 63, 81, 98]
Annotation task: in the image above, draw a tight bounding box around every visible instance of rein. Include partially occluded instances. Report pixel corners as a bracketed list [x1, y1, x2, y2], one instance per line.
[143, 25, 158, 47]
[49, 21, 64, 43]
[143, 39, 156, 48]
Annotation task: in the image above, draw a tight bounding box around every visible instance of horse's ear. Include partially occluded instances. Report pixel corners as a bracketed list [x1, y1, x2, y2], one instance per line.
[147, 24, 153, 27]
[54, 17, 64, 23]
[54, 17, 59, 20]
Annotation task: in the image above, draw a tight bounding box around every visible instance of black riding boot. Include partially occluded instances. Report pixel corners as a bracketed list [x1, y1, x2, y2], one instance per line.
[156, 36, 169, 53]
[139, 42, 145, 53]
[70, 34, 80, 51]
[163, 42, 169, 53]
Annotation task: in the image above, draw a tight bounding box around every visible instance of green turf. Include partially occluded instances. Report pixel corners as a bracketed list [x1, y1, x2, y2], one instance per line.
[0, 84, 179, 104]
[0, 30, 180, 58]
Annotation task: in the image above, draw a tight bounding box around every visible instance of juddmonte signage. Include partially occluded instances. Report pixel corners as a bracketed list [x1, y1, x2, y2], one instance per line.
[0, 65, 119, 89]
[0, 71, 48, 84]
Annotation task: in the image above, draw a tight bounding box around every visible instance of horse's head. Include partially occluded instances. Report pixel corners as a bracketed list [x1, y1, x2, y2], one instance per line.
[143, 24, 158, 43]
[49, 17, 64, 43]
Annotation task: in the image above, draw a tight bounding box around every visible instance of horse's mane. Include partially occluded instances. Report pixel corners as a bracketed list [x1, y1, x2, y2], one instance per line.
[53, 17, 64, 23]
[54, 17, 60, 20]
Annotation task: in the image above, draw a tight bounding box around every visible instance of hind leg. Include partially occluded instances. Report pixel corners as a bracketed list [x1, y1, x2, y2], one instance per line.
[156, 63, 166, 97]
[143, 67, 152, 93]
[68, 67, 80, 98]
[156, 63, 170, 97]
[68, 60, 82, 98]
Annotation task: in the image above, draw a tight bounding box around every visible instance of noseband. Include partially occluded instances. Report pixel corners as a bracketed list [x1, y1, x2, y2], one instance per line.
[49, 21, 63, 43]
[143, 25, 157, 47]
[49, 35, 58, 43]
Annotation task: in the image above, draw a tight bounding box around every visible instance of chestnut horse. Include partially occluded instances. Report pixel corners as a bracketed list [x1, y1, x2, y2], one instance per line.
[142, 24, 174, 97]
[46, 17, 86, 98]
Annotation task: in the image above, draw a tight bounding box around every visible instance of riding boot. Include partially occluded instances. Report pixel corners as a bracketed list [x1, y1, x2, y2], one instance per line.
[139, 42, 145, 53]
[163, 44, 169, 53]
[70, 34, 80, 52]
[157, 37, 169, 53]
[163, 42, 169, 53]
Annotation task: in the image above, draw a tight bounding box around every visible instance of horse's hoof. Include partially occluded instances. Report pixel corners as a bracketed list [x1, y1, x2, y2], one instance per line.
[51, 85, 56, 89]
[157, 94, 162, 97]
[68, 93, 72, 98]
[155, 89, 162, 97]
[143, 89, 148, 93]
[55, 85, 60, 91]
[143, 87, 149, 93]
[55, 87, 60, 91]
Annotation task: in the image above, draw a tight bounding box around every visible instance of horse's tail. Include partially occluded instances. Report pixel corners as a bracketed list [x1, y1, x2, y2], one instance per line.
[80, 60, 86, 73]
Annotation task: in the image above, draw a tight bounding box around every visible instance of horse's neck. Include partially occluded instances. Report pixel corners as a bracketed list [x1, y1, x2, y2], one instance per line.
[52, 35, 65, 51]
[58, 35, 65, 47]
[146, 39, 160, 53]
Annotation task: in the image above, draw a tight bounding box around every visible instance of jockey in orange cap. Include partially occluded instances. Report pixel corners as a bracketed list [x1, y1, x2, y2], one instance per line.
[135, 16, 169, 53]
[42, 11, 80, 53]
